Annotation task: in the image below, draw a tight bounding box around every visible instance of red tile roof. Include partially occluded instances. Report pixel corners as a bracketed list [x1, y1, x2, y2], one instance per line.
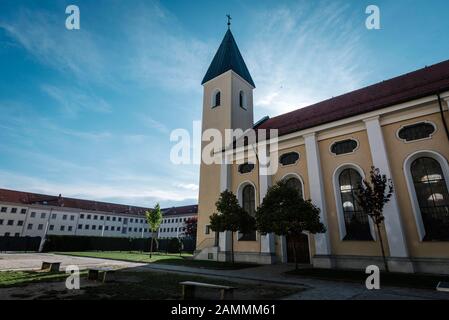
[258, 59, 449, 137]
[0, 188, 197, 217]
[162, 205, 199, 216]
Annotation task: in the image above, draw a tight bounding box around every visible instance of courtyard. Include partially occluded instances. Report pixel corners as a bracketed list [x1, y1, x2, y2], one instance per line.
[0, 253, 448, 300]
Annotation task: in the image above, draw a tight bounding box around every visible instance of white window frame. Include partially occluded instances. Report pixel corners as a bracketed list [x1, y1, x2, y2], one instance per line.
[239, 90, 247, 110]
[211, 89, 221, 108]
[281, 173, 305, 199]
[403, 150, 449, 241]
[279, 152, 300, 167]
[396, 121, 437, 143]
[236, 180, 258, 241]
[332, 163, 376, 241]
[329, 138, 360, 156]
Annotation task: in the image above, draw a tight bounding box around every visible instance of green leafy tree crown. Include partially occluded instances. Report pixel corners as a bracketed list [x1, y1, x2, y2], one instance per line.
[209, 190, 255, 234]
[145, 203, 163, 232]
[256, 181, 326, 236]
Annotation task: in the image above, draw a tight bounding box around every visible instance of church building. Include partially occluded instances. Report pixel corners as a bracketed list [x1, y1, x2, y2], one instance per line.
[195, 25, 449, 274]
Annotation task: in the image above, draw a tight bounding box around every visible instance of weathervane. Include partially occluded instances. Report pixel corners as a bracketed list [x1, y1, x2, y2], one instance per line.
[226, 14, 232, 29]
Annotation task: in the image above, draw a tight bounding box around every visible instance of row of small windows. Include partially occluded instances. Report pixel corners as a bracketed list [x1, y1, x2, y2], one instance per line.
[79, 214, 145, 224]
[0, 220, 149, 233]
[0, 208, 148, 224]
[1, 207, 27, 214]
[161, 217, 189, 224]
[234, 122, 436, 173]
[211, 90, 247, 109]
[159, 227, 186, 233]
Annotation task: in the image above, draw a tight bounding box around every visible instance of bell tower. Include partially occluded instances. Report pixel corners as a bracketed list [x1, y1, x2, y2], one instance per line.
[196, 22, 255, 255]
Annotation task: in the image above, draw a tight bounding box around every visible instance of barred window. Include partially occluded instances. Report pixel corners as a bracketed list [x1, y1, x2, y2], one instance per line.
[398, 123, 435, 142]
[331, 139, 358, 155]
[279, 152, 299, 166]
[411, 157, 449, 241]
[212, 90, 221, 107]
[238, 163, 255, 174]
[338, 168, 373, 241]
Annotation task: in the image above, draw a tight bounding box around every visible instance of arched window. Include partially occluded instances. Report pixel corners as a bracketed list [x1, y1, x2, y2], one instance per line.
[398, 122, 435, 142]
[212, 90, 221, 107]
[285, 177, 303, 199]
[338, 168, 373, 241]
[242, 184, 255, 215]
[411, 157, 449, 241]
[239, 90, 246, 109]
[240, 184, 256, 241]
[331, 139, 358, 155]
[279, 152, 300, 166]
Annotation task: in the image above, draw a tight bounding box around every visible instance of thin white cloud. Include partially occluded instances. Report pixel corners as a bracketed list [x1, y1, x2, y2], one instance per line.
[0, 9, 108, 85]
[41, 84, 112, 116]
[246, 1, 370, 116]
[138, 114, 170, 134]
[174, 183, 199, 191]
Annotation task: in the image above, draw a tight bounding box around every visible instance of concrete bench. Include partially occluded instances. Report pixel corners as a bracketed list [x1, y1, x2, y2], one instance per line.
[41, 261, 61, 272]
[180, 281, 235, 300]
[436, 281, 449, 292]
[87, 267, 115, 283]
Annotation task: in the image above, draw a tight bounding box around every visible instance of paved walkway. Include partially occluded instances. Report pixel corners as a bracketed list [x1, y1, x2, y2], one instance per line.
[0, 253, 143, 271]
[1, 253, 448, 300]
[131, 263, 449, 300]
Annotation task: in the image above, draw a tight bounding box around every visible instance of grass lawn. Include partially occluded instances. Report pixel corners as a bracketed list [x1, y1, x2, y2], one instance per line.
[287, 268, 449, 290]
[0, 270, 302, 300]
[0, 270, 85, 288]
[55, 251, 258, 270]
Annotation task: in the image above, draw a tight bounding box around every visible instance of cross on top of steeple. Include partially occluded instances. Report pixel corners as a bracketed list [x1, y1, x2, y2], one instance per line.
[226, 14, 231, 29]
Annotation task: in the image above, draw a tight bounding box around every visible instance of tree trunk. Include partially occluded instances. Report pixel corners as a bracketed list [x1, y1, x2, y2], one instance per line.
[150, 232, 154, 259]
[292, 236, 298, 270]
[231, 231, 234, 264]
[376, 223, 389, 272]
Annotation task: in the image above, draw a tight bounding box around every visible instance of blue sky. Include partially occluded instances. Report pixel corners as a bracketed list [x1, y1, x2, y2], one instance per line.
[0, 0, 448, 208]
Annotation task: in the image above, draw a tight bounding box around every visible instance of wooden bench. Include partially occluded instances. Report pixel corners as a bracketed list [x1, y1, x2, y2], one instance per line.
[87, 267, 115, 283]
[41, 261, 61, 272]
[436, 281, 449, 292]
[180, 281, 235, 300]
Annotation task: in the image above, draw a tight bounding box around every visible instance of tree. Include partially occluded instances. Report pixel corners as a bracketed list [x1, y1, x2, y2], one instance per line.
[183, 217, 198, 239]
[145, 203, 163, 258]
[355, 166, 394, 272]
[209, 190, 255, 264]
[256, 181, 326, 269]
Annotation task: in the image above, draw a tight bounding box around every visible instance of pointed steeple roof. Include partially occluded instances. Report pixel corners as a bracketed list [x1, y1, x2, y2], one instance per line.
[201, 29, 255, 87]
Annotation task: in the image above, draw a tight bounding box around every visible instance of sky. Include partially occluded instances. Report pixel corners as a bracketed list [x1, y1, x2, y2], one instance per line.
[0, 0, 448, 208]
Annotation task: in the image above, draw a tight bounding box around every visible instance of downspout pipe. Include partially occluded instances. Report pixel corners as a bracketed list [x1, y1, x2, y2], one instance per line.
[437, 93, 449, 142]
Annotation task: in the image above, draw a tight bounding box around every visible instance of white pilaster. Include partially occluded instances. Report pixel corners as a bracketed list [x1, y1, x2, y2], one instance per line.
[258, 148, 275, 255]
[304, 133, 331, 256]
[364, 116, 408, 258]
